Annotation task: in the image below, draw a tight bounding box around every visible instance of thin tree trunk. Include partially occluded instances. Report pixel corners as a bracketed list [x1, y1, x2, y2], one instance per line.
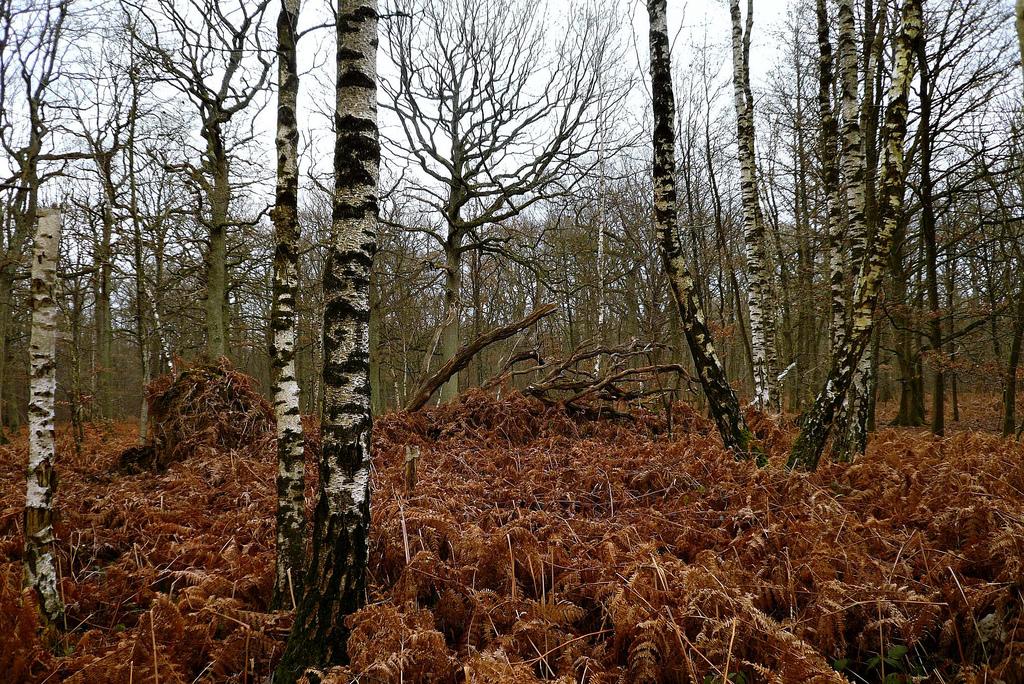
[270, 0, 306, 612]
[945, 244, 959, 423]
[369, 279, 385, 415]
[206, 152, 230, 359]
[788, 0, 921, 470]
[274, 1, 378, 679]
[916, 28, 944, 436]
[867, 324, 881, 432]
[729, 0, 776, 412]
[1004, 292, 1024, 437]
[438, 232, 461, 402]
[0, 266, 12, 441]
[95, 193, 114, 420]
[24, 207, 63, 633]
[705, 125, 754, 390]
[648, 0, 759, 458]
[815, 0, 845, 358]
[127, 47, 150, 444]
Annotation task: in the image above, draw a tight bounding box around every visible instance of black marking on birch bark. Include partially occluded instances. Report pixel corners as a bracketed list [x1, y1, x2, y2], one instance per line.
[275, 1, 378, 680]
[271, 0, 307, 611]
[788, 0, 922, 471]
[647, 0, 759, 459]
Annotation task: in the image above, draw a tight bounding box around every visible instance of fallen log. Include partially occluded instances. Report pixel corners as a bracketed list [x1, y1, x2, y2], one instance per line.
[404, 303, 558, 412]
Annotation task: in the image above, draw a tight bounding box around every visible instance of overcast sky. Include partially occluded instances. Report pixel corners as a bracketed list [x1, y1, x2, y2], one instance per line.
[280, 0, 795, 188]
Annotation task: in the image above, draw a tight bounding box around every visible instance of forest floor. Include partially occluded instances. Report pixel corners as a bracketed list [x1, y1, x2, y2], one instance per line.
[1, 390, 1023, 683]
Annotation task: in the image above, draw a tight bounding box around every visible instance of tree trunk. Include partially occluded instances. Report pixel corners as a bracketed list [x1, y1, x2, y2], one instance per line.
[729, 0, 776, 412]
[831, 0, 872, 462]
[815, 0, 845, 361]
[95, 200, 114, 419]
[127, 50, 149, 445]
[916, 29, 944, 436]
[438, 231, 461, 402]
[1003, 292, 1024, 437]
[369, 279, 386, 415]
[24, 207, 63, 633]
[270, 0, 307, 612]
[788, 0, 921, 470]
[648, 0, 759, 458]
[206, 151, 230, 359]
[274, 1, 378, 680]
[0, 266, 12, 441]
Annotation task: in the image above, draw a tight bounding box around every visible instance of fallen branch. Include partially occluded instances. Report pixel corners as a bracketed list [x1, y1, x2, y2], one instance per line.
[404, 303, 558, 412]
[484, 338, 699, 419]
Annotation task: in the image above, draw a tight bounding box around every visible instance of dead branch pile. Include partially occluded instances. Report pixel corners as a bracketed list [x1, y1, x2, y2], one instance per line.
[485, 339, 699, 420]
[0, 392, 1022, 683]
[119, 358, 274, 471]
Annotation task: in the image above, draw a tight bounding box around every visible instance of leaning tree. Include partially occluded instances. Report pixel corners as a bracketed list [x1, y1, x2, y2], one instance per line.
[647, 0, 759, 456]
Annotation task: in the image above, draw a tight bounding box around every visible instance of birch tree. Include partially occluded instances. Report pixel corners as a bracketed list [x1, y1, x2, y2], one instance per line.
[815, 0, 844, 358]
[274, 0, 378, 679]
[24, 206, 62, 633]
[728, 0, 778, 412]
[788, 0, 922, 470]
[648, 0, 759, 457]
[269, 0, 306, 611]
[830, 0, 874, 461]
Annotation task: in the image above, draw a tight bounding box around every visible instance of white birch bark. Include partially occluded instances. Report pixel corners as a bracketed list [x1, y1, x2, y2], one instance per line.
[648, 0, 760, 458]
[24, 206, 63, 628]
[789, 0, 922, 470]
[729, 0, 777, 412]
[274, 0, 378, 679]
[815, 0, 845, 357]
[835, 0, 874, 461]
[270, 0, 307, 610]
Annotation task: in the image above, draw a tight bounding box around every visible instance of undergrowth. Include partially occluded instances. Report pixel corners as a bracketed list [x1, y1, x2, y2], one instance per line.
[1, 389, 1022, 682]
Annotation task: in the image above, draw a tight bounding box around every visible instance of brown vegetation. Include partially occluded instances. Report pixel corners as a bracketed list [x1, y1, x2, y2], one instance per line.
[118, 359, 275, 472]
[1, 390, 1023, 683]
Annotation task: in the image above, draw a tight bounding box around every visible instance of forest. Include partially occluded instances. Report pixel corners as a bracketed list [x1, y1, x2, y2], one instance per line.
[2, 0, 1024, 681]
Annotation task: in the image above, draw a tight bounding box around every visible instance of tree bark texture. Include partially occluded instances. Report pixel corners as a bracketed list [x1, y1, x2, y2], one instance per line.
[24, 207, 64, 630]
[270, 0, 307, 611]
[788, 0, 922, 470]
[274, 1, 378, 680]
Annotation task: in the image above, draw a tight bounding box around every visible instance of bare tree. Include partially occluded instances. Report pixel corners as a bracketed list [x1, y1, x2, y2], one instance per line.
[127, 0, 273, 358]
[381, 0, 626, 402]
